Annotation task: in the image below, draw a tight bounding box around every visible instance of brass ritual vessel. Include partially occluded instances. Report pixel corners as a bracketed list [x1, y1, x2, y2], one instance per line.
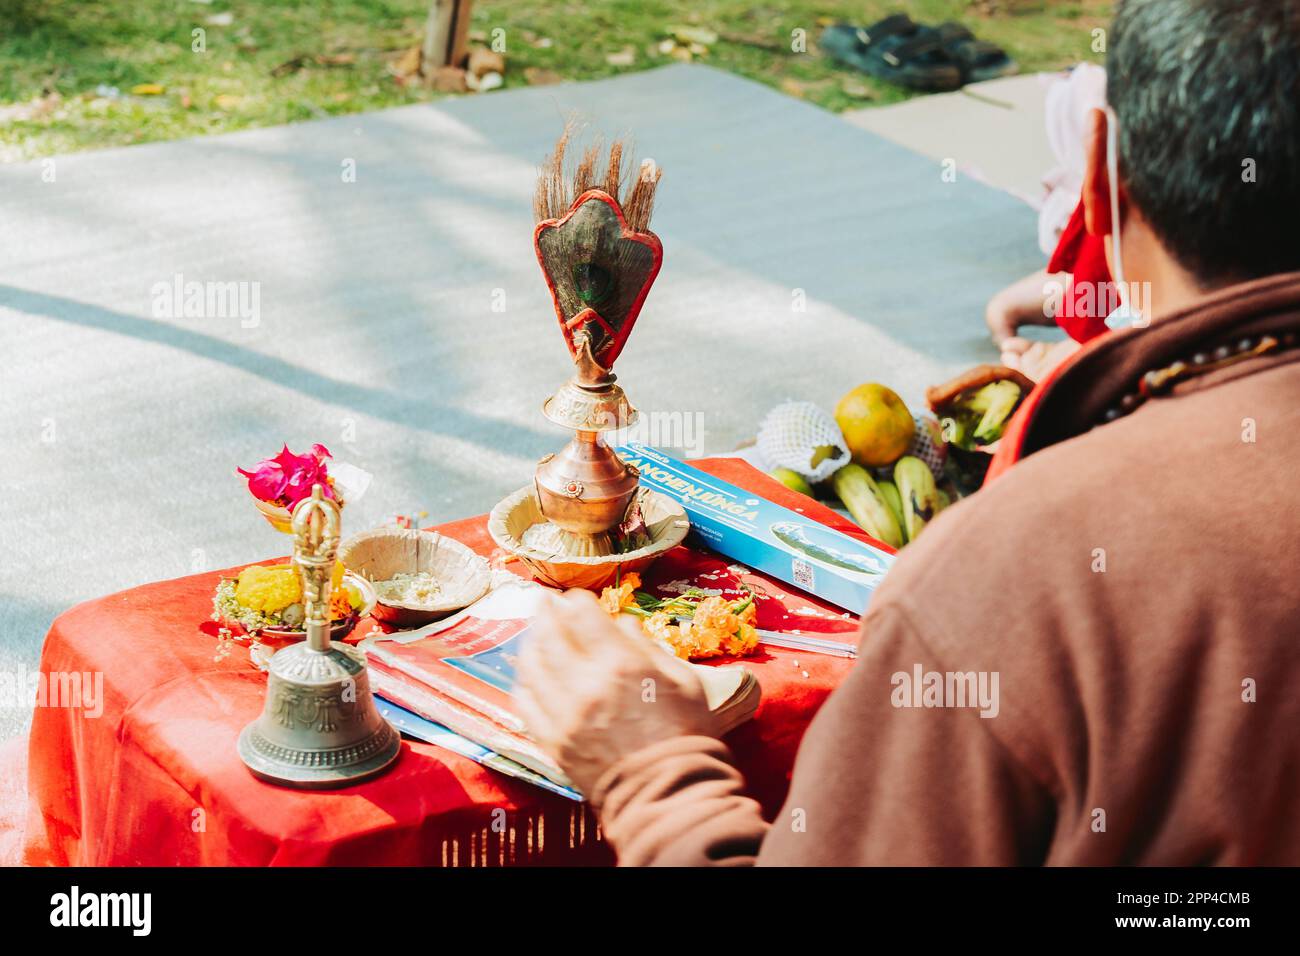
[488, 132, 689, 587]
[238, 484, 401, 788]
[534, 333, 642, 551]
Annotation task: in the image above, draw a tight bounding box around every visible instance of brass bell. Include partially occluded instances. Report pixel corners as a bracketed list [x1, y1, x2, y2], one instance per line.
[238, 484, 401, 789]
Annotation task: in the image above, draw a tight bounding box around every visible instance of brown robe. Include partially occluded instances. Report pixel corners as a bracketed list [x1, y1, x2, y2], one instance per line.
[590, 273, 1300, 865]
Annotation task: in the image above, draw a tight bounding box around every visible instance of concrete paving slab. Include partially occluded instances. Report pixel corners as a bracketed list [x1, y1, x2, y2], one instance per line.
[843, 73, 1059, 204]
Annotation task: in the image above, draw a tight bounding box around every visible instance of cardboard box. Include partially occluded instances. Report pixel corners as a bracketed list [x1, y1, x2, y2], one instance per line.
[615, 443, 894, 615]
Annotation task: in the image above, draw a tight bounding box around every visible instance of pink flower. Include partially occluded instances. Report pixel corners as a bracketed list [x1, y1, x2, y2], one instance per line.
[238, 444, 334, 510]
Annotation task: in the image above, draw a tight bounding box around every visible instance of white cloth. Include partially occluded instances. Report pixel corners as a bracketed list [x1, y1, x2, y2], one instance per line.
[1037, 63, 1108, 256]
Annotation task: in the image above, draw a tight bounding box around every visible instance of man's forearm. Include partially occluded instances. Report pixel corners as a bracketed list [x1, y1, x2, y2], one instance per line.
[591, 735, 768, 866]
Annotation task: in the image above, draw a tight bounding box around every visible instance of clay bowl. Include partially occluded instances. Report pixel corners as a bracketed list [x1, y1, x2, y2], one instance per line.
[251, 490, 347, 534]
[339, 528, 492, 629]
[488, 488, 689, 591]
[256, 572, 377, 641]
[253, 497, 295, 534]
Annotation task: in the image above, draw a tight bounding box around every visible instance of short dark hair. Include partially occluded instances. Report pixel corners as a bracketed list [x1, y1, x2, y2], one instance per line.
[1108, 0, 1300, 284]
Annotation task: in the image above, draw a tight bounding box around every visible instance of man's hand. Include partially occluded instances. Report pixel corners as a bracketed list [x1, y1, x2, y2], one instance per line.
[515, 588, 716, 797]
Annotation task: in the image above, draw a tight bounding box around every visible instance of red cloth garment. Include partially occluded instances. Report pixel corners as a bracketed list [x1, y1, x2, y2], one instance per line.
[1047, 198, 1114, 344]
[984, 199, 1114, 485]
[23, 459, 862, 866]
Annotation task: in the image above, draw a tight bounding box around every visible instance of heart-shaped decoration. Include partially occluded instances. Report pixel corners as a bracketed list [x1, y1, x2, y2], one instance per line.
[534, 189, 663, 370]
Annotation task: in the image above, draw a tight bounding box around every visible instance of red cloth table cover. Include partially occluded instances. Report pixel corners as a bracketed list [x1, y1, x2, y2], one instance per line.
[23, 459, 862, 866]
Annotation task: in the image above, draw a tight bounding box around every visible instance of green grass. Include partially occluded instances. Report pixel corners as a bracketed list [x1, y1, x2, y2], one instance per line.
[0, 0, 1111, 160]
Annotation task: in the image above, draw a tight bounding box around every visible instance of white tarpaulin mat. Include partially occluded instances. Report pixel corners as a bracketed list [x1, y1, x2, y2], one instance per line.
[0, 64, 1041, 737]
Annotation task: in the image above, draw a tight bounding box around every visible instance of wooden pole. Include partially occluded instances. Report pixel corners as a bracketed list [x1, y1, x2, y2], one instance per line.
[421, 0, 473, 72]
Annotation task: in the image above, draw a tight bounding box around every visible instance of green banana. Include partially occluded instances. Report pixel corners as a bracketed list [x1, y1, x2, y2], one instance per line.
[877, 479, 906, 534]
[971, 380, 1022, 443]
[935, 489, 951, 512]
[831, 463, 904, 548]
[771, 467, 816, 498]
[940, 415, 970, 448]
[894, 456, 942, 542]
[809, 444, 844, 469]
[964, 380, 1004, 413]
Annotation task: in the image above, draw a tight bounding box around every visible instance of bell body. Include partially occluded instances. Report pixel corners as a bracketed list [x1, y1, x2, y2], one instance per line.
[238, 639, 400, 789]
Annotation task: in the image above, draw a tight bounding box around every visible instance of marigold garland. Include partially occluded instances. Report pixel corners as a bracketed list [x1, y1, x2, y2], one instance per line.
[597, 572, 759, 660]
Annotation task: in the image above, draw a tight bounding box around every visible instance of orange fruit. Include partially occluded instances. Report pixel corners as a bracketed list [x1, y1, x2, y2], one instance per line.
[834, 383, 914, 467]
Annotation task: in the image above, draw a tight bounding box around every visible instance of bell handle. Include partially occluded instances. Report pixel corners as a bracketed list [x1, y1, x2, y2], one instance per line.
[291, 484, 340, 653]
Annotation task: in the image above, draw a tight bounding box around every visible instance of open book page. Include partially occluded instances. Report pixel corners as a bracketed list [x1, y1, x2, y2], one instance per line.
[361, 577, 760, 790]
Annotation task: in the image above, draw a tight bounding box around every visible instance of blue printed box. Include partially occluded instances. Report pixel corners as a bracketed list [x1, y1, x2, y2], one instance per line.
[615, 442, 895, 615]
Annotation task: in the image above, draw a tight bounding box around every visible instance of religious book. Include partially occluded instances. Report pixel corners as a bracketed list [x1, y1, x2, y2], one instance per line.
[372, 696, 581, 801]
[361, 578, 760, 794]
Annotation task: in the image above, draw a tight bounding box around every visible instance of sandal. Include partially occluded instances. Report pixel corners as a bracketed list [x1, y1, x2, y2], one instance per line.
[934, 22, 1017, 84]
[820, 16, 962, 92]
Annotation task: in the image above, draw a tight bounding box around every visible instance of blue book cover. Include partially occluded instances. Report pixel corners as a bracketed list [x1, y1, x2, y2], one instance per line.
[374, 696, 581, 801]
[616, 442, 895, 615]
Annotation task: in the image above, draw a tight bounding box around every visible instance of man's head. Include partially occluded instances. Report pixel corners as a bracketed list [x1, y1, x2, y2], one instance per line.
[1082, 0, 1300, 309]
